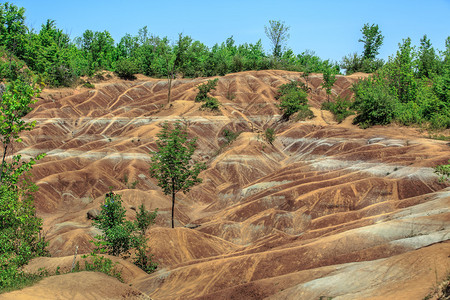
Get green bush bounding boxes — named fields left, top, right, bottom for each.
left=200, top=97, right=220, bottom=111
left=429, top=111, right=450, bottom=130
left=114, top=58, right=138, bottom=80
left=295, top=105, right=315, bottom=121
left=434, top=160, right=450, bottom=182
left=279, top=89, right=308, bottom=119
left=93, top=192, right=133, bottom=256
left=276, top=80, right=312, bottom=120
left=352, top=75, right=398, bottom=127
left=321, top=96, right=354, bottom=123
left=264, top=127, right=276, bottom=144
left=195, top=78, right=219, bottom=102
left=340, top=53, right=384, bottom=75
left=275, top=81, right=301, bottom=99
left=222, top=129, right=240, bottom=145
left=92, top=192, right=158, bottom=273
left=0, top=80, right=47, bottom=291
left=394, top=101, right=424, bottom=125
left=0, top=265, right=47, bottom=294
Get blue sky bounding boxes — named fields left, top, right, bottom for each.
left=10, top=0, right=450, bottom=63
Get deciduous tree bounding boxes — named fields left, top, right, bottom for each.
left=149, top=122, right=206, bottom=228
left=265, top=20, right=290, bottom=59
left=359, top=23, right=384, bottom=60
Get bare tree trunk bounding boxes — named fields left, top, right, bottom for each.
left=71, top=245, right=79, bottom=272
left=167, top=71, right=173, bottom=104
left=171, top=178, right=175, bottom=228
left=0, top=143, right=8, bottom=183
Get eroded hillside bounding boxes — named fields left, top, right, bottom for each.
left=5, top=70, right=450, bottom=299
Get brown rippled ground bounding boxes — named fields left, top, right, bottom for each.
left=3, top=70, right=449, bottom=300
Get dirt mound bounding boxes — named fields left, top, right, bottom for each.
left=3, top=70, right=449, bottom=299
left=0, top=272, right=149, bottom=300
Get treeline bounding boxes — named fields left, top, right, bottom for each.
left=340, top=24, right=450, bottom=129
left=0, top=2, right=339, bottom=87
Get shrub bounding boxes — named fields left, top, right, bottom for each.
left=0, top=80, right=47, bottom=290
left=352, top=75, right=398, bottom=127
left=279, top=89, right=308, bottom=119
left=434, top=160, right=450, bottom=182
left=81, top=253, right=122, bottom=282
left=340, top=53, right=384, bottom=75
left=82, top=81, right=95, bottom=89
left=92, top=192, right=158, bottom=273
left=222, top=129, right=240, bottom=145
left=0, top=264, right=47, bottom=293
left=321, top=96, right=354, bottom=123
left=275, top=80, right=300, bottom=100
left=114, top=58, right=138, bottom=80
left=429, top=111, right=450, bottom=130
left=195, top=78, right=218, bottom=102
left=295, top=105, right=315, bottom=121
left=264, top=127, right=276, bottom=144
left=200, top=97, right=220, bottom=111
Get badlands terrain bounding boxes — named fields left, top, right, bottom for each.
left=2, top=70, right=450, bottom=299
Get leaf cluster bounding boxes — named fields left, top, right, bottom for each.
left=321, top=96, right=354, bottom=123
left=351, top=36, right=450, bottom=129
left=0, top=4, right=341, bottom=86
left=276, top=80, right=312, bottom=120
left=0, top=80, right=47, bottom=290
left=434, top=160, right=450, bottom=182
left=149, top=122, right=206, bottom=196
left=264, top=128, right=276, bottom=145
left=92, top=192, right=158, bottom=273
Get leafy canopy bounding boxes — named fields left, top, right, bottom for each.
left=359, top=23, right=384, bottom=60
left=149, top=121, right=206, bottom=228
left=0, top=80, right=47, bottom=290
left=265, top=20, right=290, bottom=58
left=92, top=191, right=158, bottom=273
left=150, top=122, right=205, bottom=195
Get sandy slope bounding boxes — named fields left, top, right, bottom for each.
left=2, top=70, right=449, bottom=299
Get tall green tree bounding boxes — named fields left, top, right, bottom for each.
left=26, top=19, right=76, bottom=86
left=387, top=37, right=417, bottom=103
left=149, top=122, right=206, bottom=228
left=75, top=29, right=115, bottom=73
left=265, top=20, right=290, bottom=59
left=322, top=68, right=337, bottom=102
left=0, top=2, right=27, bottom=59
left=0, top=80, right=47, bottom=289
left=416, top=34, right=438, bottom=79
left=0, top=81, right=44, bottom=183
left=359, top=23, right=384, bottom=60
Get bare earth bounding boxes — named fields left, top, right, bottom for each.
left=2, top=70, right=449, bottom=299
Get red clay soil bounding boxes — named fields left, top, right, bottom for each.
left=3, top=70, right=449, bottom=299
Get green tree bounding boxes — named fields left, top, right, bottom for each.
left=93, top=192, right=132, bottom=256
left=75, top=30, right=115, bottom=73
left=1, top=80, right=43, bottom=183
left=276, top=81, right=311, bottom=120
left=0, top=80, right=47, bottom=289
left=352, top=73, right=397, bottom=127
left=341, top=23, right=384, bottom=74
left=434, top=160, right=450, bottom=182
left=322, top=68, right=337, bottom=102
left=416, top=34, right=438, bottom=79
left=0, top=2, right=27, bottom=60
left=92, top=192, right=158, bottom=273
left=149, top=122, right=206, bottom=228
left=265, top=20, right=290, bottom=59
left=26, top=19, right=76, bottom=87
left=359, top=23, right=384, bottom=60
left=387, top=37, right=417, bottom=103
